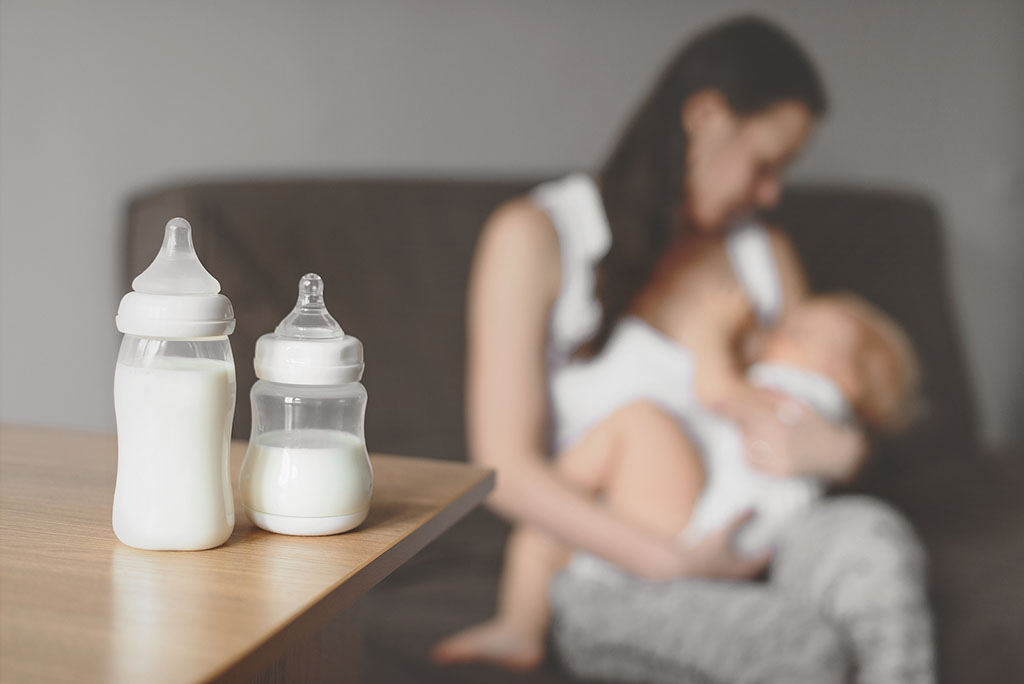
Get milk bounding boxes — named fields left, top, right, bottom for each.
left=241, top=429, right=372, bottom=520
left=113, top=357, right=236, bottom=551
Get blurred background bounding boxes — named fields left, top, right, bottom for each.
left=1, top=0, right=1022, bottom=455
left=4, top=2, right=1024, bottom=682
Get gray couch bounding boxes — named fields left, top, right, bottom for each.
left=126, top=177, right=1024, bottom=684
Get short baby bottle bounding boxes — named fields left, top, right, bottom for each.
left=113, top=218, right=237, bottom=551
left=240, top=273, right=372, bottom=536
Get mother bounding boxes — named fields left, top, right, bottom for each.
left=461, top=16, right=932, bottom=683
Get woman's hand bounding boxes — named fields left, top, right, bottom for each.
left=713, top=388, right=867, bottom=483
left=640, top=510, right=771, bottom=582
left=677, top=509, right=773, bottom=580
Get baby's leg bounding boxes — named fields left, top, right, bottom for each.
left=522, top=401, right=707, bottom=623
left=495, top=401, right=704, bottom=634
left=431, top=524, right=564, bottom=669
left=432, top=407, right=623, bottom=669
left=598, top=401, right=707, bottom=541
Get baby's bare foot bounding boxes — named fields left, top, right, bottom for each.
left=431, top=618, right=545, bottom=671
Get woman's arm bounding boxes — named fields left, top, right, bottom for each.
left=466, top=199, right=764, bottom=580
left=715, top=391, right=868, bottom=483
left=696, top=228, right=868, bottom=483
left=766, top=228, right=869, bottom=482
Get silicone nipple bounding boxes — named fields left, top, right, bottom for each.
left=131, top=218, right=221, bottom=295
left=275, top=273, right=344, bottom=339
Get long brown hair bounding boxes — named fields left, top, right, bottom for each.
left=579, top=15, right=828, bottom=357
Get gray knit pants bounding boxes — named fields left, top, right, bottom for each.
left=549, top=496, right=934, bottom=684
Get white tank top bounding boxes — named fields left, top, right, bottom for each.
left=529, top=173, right=784, bottom=452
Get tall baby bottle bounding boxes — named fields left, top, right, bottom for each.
left=113, top=218, right=237, bottom=550
left=240, top=273, right=372, bottom=536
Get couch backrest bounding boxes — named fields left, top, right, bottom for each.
left=768, top=186, right=979, bottom=472
left=125, top=178, right=978, bottom=467
left=126, top=178, right=531, bottom=461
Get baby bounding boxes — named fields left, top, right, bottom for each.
left=433, top=292, right=919, bottom=670
left=680, top=293, right=919, bottom=557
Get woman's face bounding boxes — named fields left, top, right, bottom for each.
left=683, top=93, right=814, bottom=232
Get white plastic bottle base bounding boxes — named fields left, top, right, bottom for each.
left=244, top=506, right=369, bottom=536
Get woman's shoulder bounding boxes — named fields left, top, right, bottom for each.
left=726, top=221, right=806, bottom=318
left=745, top=222, right=800, bottom=272
left=472, top=172, right=608, bottom=318
left=762, top=224, right=807, bottom=308
left=761, top=223, right=797, bottom=256
left=473, top=196, right=562, bottom=303
left=481, top=196, right=560, bottom=260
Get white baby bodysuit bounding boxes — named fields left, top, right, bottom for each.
left=679, top=361, right=852, bottom=556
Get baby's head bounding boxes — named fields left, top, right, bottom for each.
left=760, top=294, right=920, bottom=432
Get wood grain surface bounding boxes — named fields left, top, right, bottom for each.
left=0, top=425, right=493, bottom=684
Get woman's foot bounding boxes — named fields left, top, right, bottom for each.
left=431, top=618, right=546, bottom=671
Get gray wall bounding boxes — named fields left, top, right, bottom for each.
left=1, top=0, right=1021, bottom=449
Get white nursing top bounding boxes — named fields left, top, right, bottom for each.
left=529, top=173, right=784, bottom=452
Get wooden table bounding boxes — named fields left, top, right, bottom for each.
left=0, top=425, right=494, bottom=683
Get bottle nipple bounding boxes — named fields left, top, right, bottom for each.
left=131, top=218, right=222, bottom=295
left=275, top=273, right=344, bottom=339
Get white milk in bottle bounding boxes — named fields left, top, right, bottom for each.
left=240, top=273, right=372, bottom=536
left=242, top=429, right=372, bottom=519
left=113, top=218, right=237, bottom=550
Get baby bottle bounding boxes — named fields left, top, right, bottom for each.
left=240, top=273, right=372, bottom=536
left=113, top=218, right=237, bottom=551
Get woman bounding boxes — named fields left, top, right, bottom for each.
left=444, top=15, right=933, bottom=683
